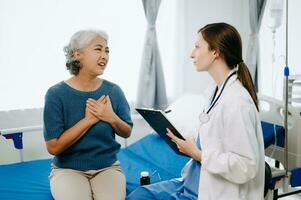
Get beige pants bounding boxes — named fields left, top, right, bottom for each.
left=49, top=161, right=126, bottom=200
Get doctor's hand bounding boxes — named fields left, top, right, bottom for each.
left=166, top=128, right=202, bottom=161
left=86, top=95, right=118, bottom=124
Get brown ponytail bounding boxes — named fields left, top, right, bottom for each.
left=199, top=22, right=259, bottom=111
left=237, top=62, right=259, bottom=111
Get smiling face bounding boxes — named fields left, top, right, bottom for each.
left=190, top=33, right=216, bottom=72
left=74, top=36, right=109, bottom=76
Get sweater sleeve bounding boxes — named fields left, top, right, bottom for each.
left=113, top=85, right=133, bottom=128
left=43, top=88, right=65, bottom=141
left=201, top=100, right=260, bottom=184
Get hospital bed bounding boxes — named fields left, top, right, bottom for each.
left=0, top=94, right=300, bottom=199
left=259, top=94, right=301, bottom=199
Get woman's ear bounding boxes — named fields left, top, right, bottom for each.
left=73, top=49, right=81, bottom=60
left=213, top=49, right=220, bottom=59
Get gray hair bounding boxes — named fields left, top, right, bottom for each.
left=63, top=29, right=109, bottom=75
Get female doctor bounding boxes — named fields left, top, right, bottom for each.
left=169, top=22, right=265, bottom=199
left=127, top=22, right=265, bottom=200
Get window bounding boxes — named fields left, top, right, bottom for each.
left=0, top=0, right=176, bottom=110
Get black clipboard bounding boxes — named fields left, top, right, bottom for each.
left=135, top=108, right=186, bottom=156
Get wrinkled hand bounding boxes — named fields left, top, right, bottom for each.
left=166, top=128, right=201, bottom=161
left=86, top=95, right=117, bottom=123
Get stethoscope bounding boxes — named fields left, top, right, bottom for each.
left=199, top=71, right=236, bottom=124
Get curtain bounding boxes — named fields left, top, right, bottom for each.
left=136, top=0, right=168, bottom=110
left=246, top=0, right=267, bottom=89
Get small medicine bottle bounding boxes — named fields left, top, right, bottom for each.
left=140, top=171, right=150, bottom=185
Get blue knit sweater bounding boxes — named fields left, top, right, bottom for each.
left=43, top=80, right=133, bottom=171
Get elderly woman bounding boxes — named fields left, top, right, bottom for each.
left=43, top=29, right=133, bottom=200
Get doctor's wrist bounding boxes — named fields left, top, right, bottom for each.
left=192, top=149, right=202, bottom=162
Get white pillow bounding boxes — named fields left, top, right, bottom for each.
left=166, top=93, right=205, bottom=139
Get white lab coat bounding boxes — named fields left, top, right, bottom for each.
left=198, top=73, right=265, bottom=200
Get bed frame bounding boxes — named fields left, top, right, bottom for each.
left=259, top=94, right=301, bottom=199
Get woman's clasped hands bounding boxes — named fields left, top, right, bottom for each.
left=86, top=95, right=117, bottom=124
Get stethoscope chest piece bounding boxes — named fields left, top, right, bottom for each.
left=199, top=112, right=210, bottom=124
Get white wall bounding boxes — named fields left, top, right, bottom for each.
left=288, top=0, right=301, bottom=76
left=172, top=0, right=250, bottom=97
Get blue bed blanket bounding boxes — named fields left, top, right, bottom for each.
left=0, top=134, right=189, bottom=200
left=0, top=159, right=52, bottom=200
